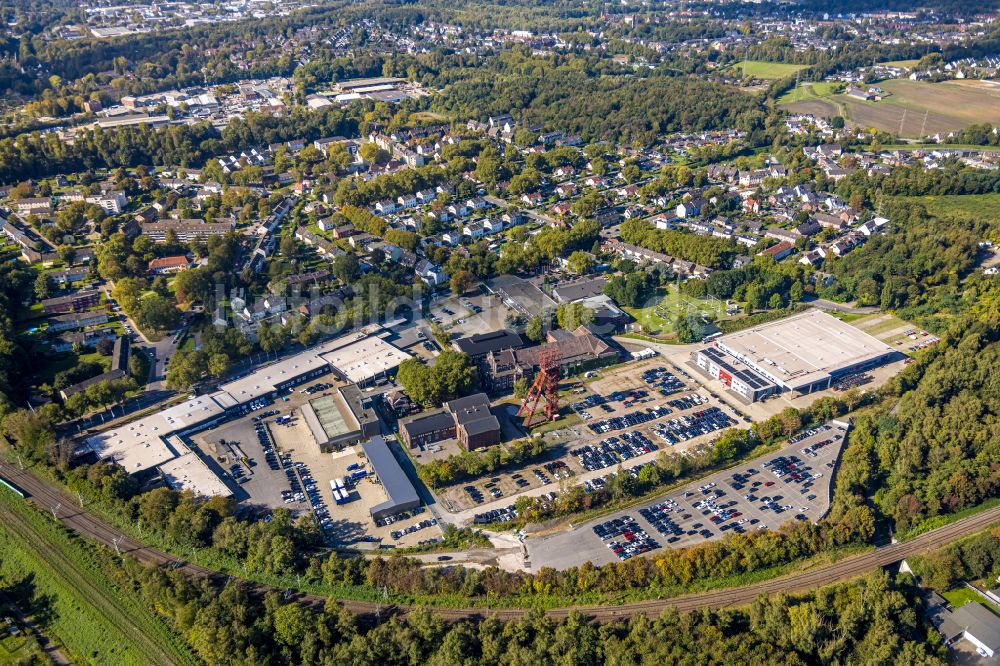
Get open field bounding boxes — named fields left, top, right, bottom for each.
left=777, top=81, right=842, bottom=105
left=880, top=59, right=919, bottom=68
left=782, top=98, right=841, bottom=119
left=897, top=193, right=1000, bottom=225
left=834, top=79, right=1000, bottom=136
left=0, top=490, right=196, bottom=666
left=729, top=60, right=808, bottom=80
left=623, top=286, right=729, bottom=336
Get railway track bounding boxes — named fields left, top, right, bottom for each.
left=2, top=463, right=997, bottom=623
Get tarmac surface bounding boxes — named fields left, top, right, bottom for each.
left=526, top=422, right=847, bottom=570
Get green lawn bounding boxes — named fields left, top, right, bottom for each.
left=729, top=60, right=808, bottom=80
left=623, top=286, right=729, bottom=336
left=0, top=490, right=197, bottom=666
left=777, top=81, right=842, bottom=105
left=941, top=587, right=994, bottom=612
left=897, top=193, right=1000, bottom=225
left=0, top=629, right=47, bottom=664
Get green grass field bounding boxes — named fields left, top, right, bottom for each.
left=729, top=60, right=808, bottom=80
left=897, top=193, right=1000, bottom=225
left=0, top=490, right=197, bottom=666
left=623, top=286, right=729, bottom=336
left=777, top=81, right=842, bottom=105
left=880, top=59, right=919, bottom=68
left=941, top=587, right=999, bottom=613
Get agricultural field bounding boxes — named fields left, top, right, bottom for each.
left=728, top=60, right=808, bottom=80
left=897, top=193, right=1000, bottom=225
left=622, top=286, right=729, bottom=337
left=0, top=490, right=197, bottom=666
left=777, top=81, right=843, bottom=105
left=879, top=59, right=920, bottom=68
left=835, top=79, right=1000, bottom=137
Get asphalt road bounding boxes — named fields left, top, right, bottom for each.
left=1, top=462, right=998, bottom=624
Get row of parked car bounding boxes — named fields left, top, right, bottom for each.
left=295, top=461, right=334, bottom=533
left=390, top=517, right=438, bottom=541
left=802, top=435, right=838, bottom=458
left=374, top=506, right=426, bottom=528
left=258, top=423, right=282, bottom=472
left=587, top=404, right=674, bottom=434
left=592, top=515, right=659, bottom=561
left=473, top=504, right=518, bottom=524
left=571, top=431, right=658, bottom=472
left=789, top=423, right=834, bottom=445
left=641, top=366, right=687, bottom=396
left=639, top=500, right=686, bottom=542
left=300, top=382, right=333, bottom=396
left=236, top=397, right=273, bottom=418
left=650, top=406, right=736, bottom=446
left=252, top=409, right=280, bottom=423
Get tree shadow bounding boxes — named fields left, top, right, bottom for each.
left=1, top=573, right=58, bottom=628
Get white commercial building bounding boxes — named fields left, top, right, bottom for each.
left=696, top=309, right=898, bottom=401
left=85, top=328, right=410, bottom=495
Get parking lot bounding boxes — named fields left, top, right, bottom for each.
left=189, top=383, right=444, bottom=549
left=525, top=421, right=849, bottom=570
left=438, top=360, right=745, bottom=516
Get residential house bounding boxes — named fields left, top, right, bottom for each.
left=759, top=241, right=794, bottom=261
left=148, top=256, right=191, bottom=274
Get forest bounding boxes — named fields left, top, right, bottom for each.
left=110, top=551, right=951, bottom=666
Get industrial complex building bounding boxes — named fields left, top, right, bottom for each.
left=398, top=392, right=501, bottom=451
left=84, top=327, right=411, bottom=496
left=300, top=383, right=381, bottom=451
left=361, top=435, right=421, bottom=521
left=483, top=326, right=620, bottom=392
left=694, top=309, right=898, bottom=401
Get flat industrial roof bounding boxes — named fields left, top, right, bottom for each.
left=700, top=346, right=774, bottom=391
left=362, top=435, right=420, bottom=513
left=716, top=309, right=896, bottom=390
left=158, top=450, right=232, bottom=498
left=486, top=275, right=557, bottom=317
left=320, top=337, right=411, bottom=384
left=308, top=393, right=358, bottom=440
left=86, top=395, right=226, bottom=474
left=86, top=328, right=399, bottom=477
left=219, top=352, right=330, bottom=402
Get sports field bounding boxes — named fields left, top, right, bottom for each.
left=622, top=286, right=729, bottom=336
left=729, top=60, right=808, bottom=80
